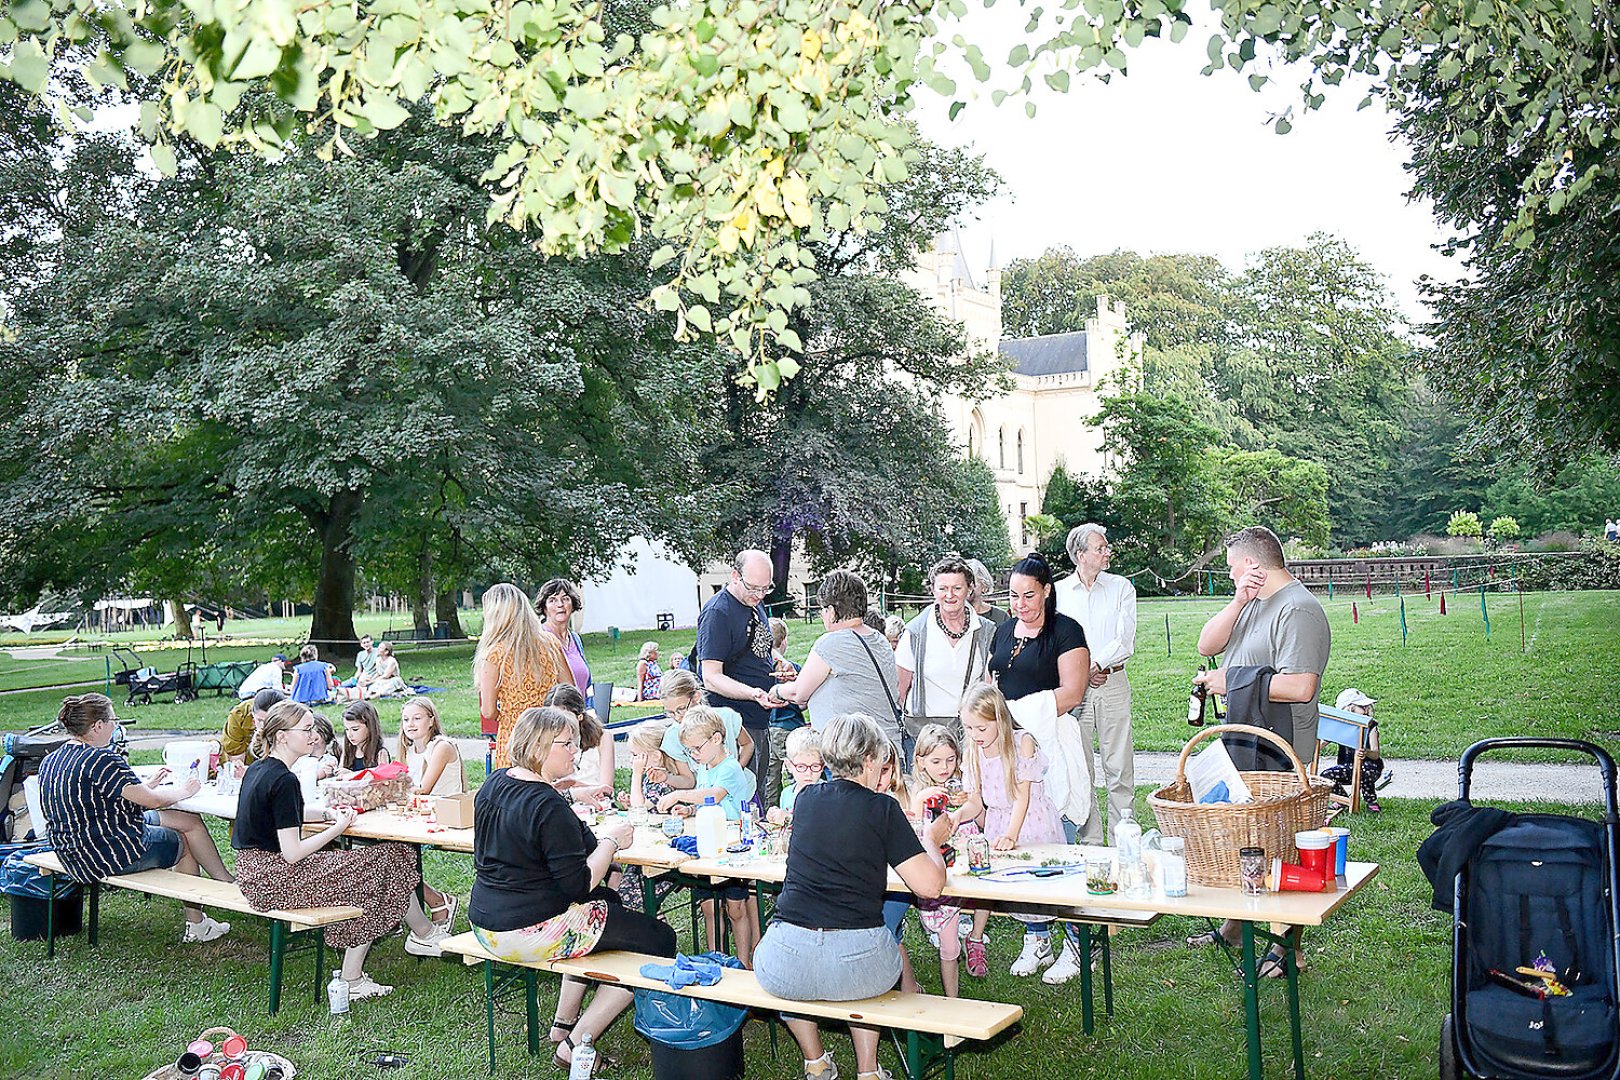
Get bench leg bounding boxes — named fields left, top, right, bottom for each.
left=45, top=873, right=57, bottom=959
left=902, top=1030, right=951, bottom=1080
left=268, top=920, right=288, bottom=1015
left=524, top=969, right=540, bottom=1057
left=314, top=935, right=326, bottom=1005
left=484, top=961, right=498, bottom=1074
left=87, top=881, right=100, bottom=946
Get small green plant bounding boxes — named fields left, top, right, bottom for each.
left=1446, top=510, right=1483, bottom=538
left=1487, top=515, right=1521, bottom=543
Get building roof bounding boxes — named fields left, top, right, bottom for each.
left=999, top=332, right=1089, bottom=377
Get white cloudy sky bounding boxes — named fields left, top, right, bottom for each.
left=912, top=11, right=1461, bottom=323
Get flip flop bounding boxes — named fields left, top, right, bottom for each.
left=1257, top=947, right=1309, bottom=979
left=1186, top=929, right=1235, bottom=948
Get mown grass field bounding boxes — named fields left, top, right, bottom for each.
left=4, top=788, right=1590, bottom=1079
left=6, top=591, right=1618, bottom=764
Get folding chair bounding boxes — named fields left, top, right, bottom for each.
left=1312, top=704, right=1374, bottom=814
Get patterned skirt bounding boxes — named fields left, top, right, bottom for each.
left=472, top=900, right=608, bottom=965
left=235, top=842, right=420, bottom=950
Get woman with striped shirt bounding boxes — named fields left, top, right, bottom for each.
left=37, top=693, right=235, bottom=942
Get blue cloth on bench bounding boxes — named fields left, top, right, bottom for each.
left=639, top=951, right=736, bottom=989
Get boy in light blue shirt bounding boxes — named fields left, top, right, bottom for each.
left=769, top=726, right=824, bottom=822
left=657, top=707, right=761, bottom=963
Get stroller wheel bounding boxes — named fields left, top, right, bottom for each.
left=1438, top=1013, right=1463, bottom=1080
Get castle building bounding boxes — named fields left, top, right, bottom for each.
left=901, top=234, right=1143, bottom=552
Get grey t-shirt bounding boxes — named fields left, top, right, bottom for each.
left=806, top=628, right=902, bottom=745
left=1222, top=578, right=1331, bottom=761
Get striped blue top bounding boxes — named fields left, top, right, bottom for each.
left=38, top=742, right=145, bottom=883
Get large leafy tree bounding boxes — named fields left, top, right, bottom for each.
left=699, top=140, right=1012, bottom=592
left=0, top=97, right=717, bottom=648
left=5, top=0, right=1608, bottom=394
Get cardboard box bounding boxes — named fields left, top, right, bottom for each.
left=433, top=793, right=475, bottom=829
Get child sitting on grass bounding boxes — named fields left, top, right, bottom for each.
left=657, top=707, right=761, bottom=965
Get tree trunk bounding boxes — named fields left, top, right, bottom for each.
left=307, top=490, right=363, bottom=660
left=435, top=588, right=465, bottom=639
left=413, top=543, right=434, bottom=635
left=167, top=599, right=193, bottom=639
left=770, top=528, right=793, bottom=613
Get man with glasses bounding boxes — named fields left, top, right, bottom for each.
left=695, top=549, right=784, bottom=805
left=1056, top=523, right=1138, bottom=845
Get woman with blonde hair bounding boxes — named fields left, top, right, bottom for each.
left=475, top=583, right=568, bottom=769
left=471, top=706, right=676, bottom=1071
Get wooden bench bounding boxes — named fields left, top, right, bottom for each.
left=24, top=851, right=362, bottom=1014
left=440, top=932, right=1022, bottom=1078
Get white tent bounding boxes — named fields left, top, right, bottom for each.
left=577, top=537, right=700, bottom=634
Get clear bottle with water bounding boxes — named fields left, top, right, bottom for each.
left=1115, top=811, right=1151, bottom=899
left=327, top=970, right=350, bottom=1015
left=568, top=1033, right=596, bottom=1080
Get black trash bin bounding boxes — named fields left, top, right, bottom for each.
left=633, top=962, right=749, bottom=1080
left=647, top=1026, right=745, bottom=1080
left=9, top=891, right=83, bottom=941
left=2, top=843, right=82, bottom=941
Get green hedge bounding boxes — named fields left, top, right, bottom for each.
left=1514, top=540, right=1620, bottom=590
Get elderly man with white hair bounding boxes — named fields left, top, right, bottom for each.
left=1055, top=523, right=1138, bottom=844
left=696, top=549, right=787, bottom=804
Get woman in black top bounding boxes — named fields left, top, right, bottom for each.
left=470, top=706, right=676, bottom=1073
left=753, top=713, right=953, bottom=1080
left=987, top=552, right=1090, bottom=713
left=233, top=701, right=449, bottom=1002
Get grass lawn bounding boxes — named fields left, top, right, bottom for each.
left=7, top=591, right=1618, bottom=765
left=9, top=786, right=1596, bottom=1078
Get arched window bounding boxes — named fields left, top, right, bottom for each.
left=1017, top=430, right=1024, bottom=474
left=998, top=427, right=1006, bottom=469
left=968, top=408, right=986, bottom=459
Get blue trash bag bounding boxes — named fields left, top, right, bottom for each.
left=633, top=953, right=748, bottom=1050
left=0, top=842, right=75, bottom=900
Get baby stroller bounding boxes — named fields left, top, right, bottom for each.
left=1423, top=738, right=1618, bottom=1080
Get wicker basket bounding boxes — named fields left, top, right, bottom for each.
left=1147, top=724, right=1333, bottom=888
left=140, top=1027, right=297, bottom=1080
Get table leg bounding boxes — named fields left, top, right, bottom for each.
left=641, top=874, right=657, bottom=917
left=1240, top=920, right=1262, bottom=1080
left=1078, top=922, right=1095, bottom=1036
left=1285, top=932, right=1305, bottom=1080
left=525, top=969, right=541, bottom=1057
left=1101, top=924, right=1113, bottom=1018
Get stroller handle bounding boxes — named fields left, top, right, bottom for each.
left=1458, top=737, right=1618, bottom=821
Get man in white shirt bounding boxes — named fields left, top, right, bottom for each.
left=235, top=655, right=289, bottom=700
left=1055, top=524, right=1138, bottom=843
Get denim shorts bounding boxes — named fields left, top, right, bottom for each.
left=754, top=921, right=901, bottom=1002
left=107, top=810, right=183, bottom=874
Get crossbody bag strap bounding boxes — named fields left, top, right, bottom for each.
left=852, top=630, right=902, bottom=725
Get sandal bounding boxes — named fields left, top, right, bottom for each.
left=429, top=892, right=458, bottom=929
left=1257, top=947, right=1309, bottom=979
left=1186, top=929, right=1236, bottom=949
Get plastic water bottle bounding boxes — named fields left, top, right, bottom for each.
left=694, top=797, right=727, bottom=860
left=740, top=805, right=757, bottom=848
left=568, top=1034, right=596, bottom=1080
left=327, top=970, right=350, bottom=1015
left=1115, top=811, right=1151, bottom=899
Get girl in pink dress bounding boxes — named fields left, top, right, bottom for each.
left=954, top=684, right=1065, bottom=979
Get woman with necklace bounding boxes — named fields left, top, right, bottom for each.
left=895, top=555, right=997, bottom=767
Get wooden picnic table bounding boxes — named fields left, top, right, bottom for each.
left=681, top=842, right=1380, bottom=1080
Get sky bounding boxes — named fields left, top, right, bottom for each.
left=912, top=10, right=1462, bottom=323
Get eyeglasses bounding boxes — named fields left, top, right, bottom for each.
left=682, top=732, right=718, bottom=754
left=552, top=737, right=577, bottom=751
left=787, top=759, right=824, bottom=775
left=290, top=724, right=318, bottom=735
left=665, top=700, right=693, bottom=718
left=739, top=578, right=773, bottom=595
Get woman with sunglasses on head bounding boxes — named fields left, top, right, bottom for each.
left=233, top=701, right=449, bottom=1002
left=38, top=693, right=235, bottom=942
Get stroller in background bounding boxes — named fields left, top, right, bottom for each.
left=1422, top=738, right=1618, bottom=1080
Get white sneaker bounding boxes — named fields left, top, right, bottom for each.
left=803, top=1051, right=839, bottom=1079
left=1042, top=938, right=1083, bottom=985
left=182, top=914, right=231, bottom=943
left=405, top=923, right=451, bottom=957
left=1008, top=933, right=1054, bottom=976
left=346, top=973, right=394, bottom=1000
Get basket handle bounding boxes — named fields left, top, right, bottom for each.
left=1173, top=723, right=1312, bottom=791
left=195, top=1027, right=238, bottom=1043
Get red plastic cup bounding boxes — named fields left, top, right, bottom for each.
left=1294, top=830, right=1336, bottom=889
left=1269, top=858, right=1327, bottom=893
